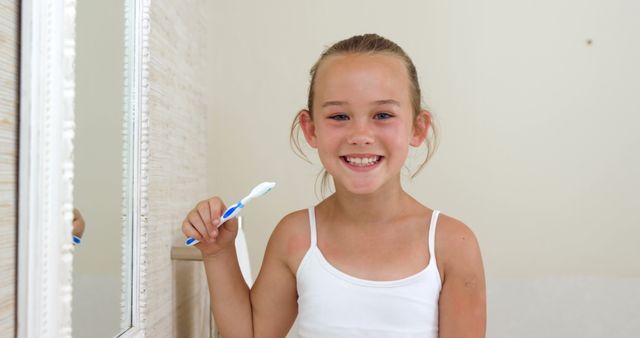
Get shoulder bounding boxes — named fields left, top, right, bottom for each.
left=435, top=213, right=480, bottom=253
left=433, top=213, right=487, bottom=335
left=270, top=209, right=310, bottom=248
left=434, top=213, right=483, bottom=280
left=264, top=208, right=312, bottom=273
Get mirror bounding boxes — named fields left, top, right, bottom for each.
left=72, top=0, right=133, bottom=336
left=18, top=0, right=146, bottom=335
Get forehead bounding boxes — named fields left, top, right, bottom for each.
left=313, top=53, right=411, bottom=106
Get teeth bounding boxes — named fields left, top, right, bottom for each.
left=345, top=156, right=380, bottom=166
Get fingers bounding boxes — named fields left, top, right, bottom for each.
left=207, top=198, right=223, bottom=235
left=207, top=197, right=238, bottom=236
left=185, top=210, right=209, bottom=243
left=219, top=214, right=238, bottom=235
left=181, top=218, right=201, bottom=242
left=182, top=197, right=227, bottom=244
left=72, top=208, right=85, bottom=237
left=196, top=202, right=215, bottom=240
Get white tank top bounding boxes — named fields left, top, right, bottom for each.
left=295, top=207, right=442, bottom=338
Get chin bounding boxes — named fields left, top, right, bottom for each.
left=339, top=179, right=385, bottom=195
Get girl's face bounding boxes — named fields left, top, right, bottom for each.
left=300, top=53, right=429, bottom=195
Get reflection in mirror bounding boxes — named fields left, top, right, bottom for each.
left=72, top=0, right=131, bottom=336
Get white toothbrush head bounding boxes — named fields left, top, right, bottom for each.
left=241, top=181, right=276, bottom=204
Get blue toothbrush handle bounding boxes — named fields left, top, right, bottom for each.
left=185, top=201, right=244, bottom=246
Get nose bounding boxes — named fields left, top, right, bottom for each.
left=347, top=121, right=374, bottom=145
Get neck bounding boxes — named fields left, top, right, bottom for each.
left=323, top=178, right=409, bottom=227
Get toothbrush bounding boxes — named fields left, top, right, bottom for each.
left=185, top=181, right=276, bottom=246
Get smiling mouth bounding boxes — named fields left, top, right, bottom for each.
left=341, top=155, right=383, bottom=167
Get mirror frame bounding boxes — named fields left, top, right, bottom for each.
left=17, top=0, right=150, bottom=336
left=18, top=0, right=77, bottom=335
left=118, top=0, right=150, bottom=336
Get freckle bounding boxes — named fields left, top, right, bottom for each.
left=464, top=278, right=477, bottom=289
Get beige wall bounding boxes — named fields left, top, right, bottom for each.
left=206, top=0, right=640, bottom=336
left=0, top=0, right=18, bottom=335
left=146, top=0, right=212, bottom=336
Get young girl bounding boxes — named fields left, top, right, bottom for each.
left=182, top=34, right=486, bottom=338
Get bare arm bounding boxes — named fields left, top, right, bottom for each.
left=182, top=199, right=299, bottom=337
left=183, top=197, right=253, bottom=336
left=203, top=245, right=253, bottom=337
left=249, top=217, right=299, bottom=337
left=438, top=219, right=486, bottom=338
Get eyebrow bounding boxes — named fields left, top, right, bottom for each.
left=374, top=99, right=401, bottom=107
left=320, top=99, right=401, bottom=108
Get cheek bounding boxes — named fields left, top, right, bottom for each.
left=313, top=128, right=338, bottom=153
left=381, top=126, right=412, bottom=161
left=313, top=121, right=332, bottom=135
left=381, top=124, right=411, bottom=145
left=315, top=124, right=343, bottom=143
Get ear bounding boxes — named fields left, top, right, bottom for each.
left=299, top=109, right=318, bottom=148
left=410, top=110, right=431, bottom=147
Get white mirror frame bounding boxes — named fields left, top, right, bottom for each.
left=17, top=0, right=150, bottom=336
left=118, top=0, right=150, bottom=336
left=18, top=0, right=77, bottom=336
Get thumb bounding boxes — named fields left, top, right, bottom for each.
left=218, top=216, right=239, bottom=236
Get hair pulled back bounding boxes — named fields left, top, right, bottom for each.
left=290, top=33, right=438, bottom=196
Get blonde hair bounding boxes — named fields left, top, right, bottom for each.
left=290, top=33, right=439, bottom=197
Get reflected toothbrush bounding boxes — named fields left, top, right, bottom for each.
left=185, top=181, right=276, bottom=246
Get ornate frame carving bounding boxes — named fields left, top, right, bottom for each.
left=17, top=0, right=77, bottom=336
left=18, top=0, right=150, bottom=336
left=119, top=0, right=150, bottom=336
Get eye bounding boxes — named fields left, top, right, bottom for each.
left=329, top=113, right=349, bottom=121
left=374, top=112, right=394, bottom=120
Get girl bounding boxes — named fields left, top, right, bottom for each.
left=182, top=34, right=486, bottom=338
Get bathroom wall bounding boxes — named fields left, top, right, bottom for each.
left=0, top=0, right=18, bottom=335
left=145, top=0, right=212, bottom=336
left=205, top=0, right=640, bottom=336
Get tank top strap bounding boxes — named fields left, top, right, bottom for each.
left=428, top=210, right=440, bottom=262
left=307, top=206, right=317, bottom=246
